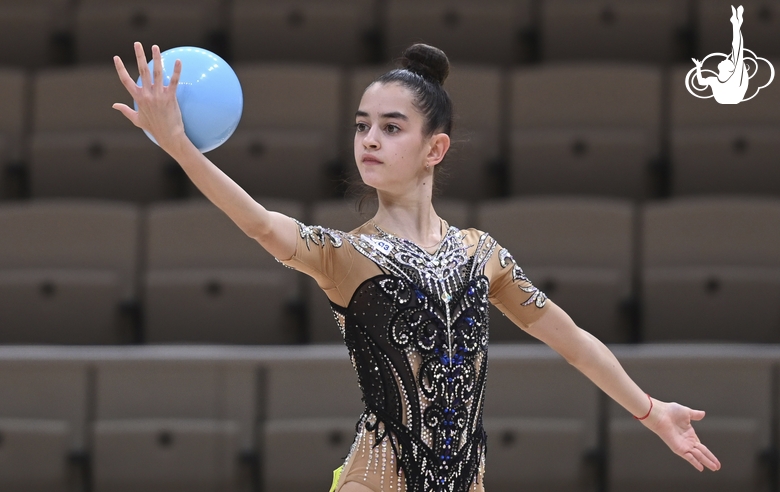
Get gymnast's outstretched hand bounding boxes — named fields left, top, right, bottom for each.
left=112, top=42, right=186, bottom=153
left=640, top=398, right=722, bottom=472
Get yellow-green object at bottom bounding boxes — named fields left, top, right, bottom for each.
left=329, top=465, right=344, bottom=492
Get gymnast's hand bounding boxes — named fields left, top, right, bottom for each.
left=112, top=42, right=186, bottom=152
left=640, top=398, right=722, bottom=472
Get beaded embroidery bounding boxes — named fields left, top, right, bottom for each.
left=333, top=225, right=505, bottom=492
left=294, top=218, right=344, bottom=250
left=498, top=248, right=548, bottom=308
left=286, top=220, right=545, bottom=492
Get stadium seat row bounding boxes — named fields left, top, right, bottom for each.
left=2, top=0, right=779, bottom=67
left=1, top=59, right=779, bottom=203
left=0, top=344, right=774, bottom=492
left=1, top=195, right=779, bottom=346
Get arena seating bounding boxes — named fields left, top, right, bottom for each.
left=483, top=345, right=601, bottom=492
left=92, top=356, right=256, bottom=492
left=0, top=355, right=89, bottom=492
left=641, top=196, right=780, bottom=342
left=385, top=0, right=534, bottom=65
left=1, top=1, right=778, bottom=491
left=75, top=0, right=221, bottom=65
left=0, top=200, right=140, bottom=344
left=230, top=0, right=375, bottom=64
left=0, top=70, right=27, bottom=167
left=508, top=63, right=662, bottom=200
left=143, top=198, right=304, bottom=344
left=540, top=0, right=690, bottom=63
left=0, top=0, right=70, bottom=68
left=30, top=66, right=176, bottom=202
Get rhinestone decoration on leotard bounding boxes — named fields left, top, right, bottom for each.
left=330, top=226, right=505, bottom=492
left=497, top=248, right=548, bottom=308
left=287, top=220, right=545, bottom=492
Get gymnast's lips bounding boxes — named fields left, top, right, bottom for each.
left=362, top=154, right=383, bottom=164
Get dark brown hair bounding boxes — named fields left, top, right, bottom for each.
left=346, top=44, right=455, bottom=216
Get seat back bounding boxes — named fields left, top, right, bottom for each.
left=0, top=200, right=140, bottom=298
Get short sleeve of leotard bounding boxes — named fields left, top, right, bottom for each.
left=483, top=234, right=551, bottom=330
left=276, top=218, right=356, bottom=303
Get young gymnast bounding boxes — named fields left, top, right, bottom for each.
left=113, top=41, right=721, bottom=492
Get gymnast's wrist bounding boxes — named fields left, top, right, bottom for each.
left=633, top=393, right=654, bottom=421
left=635, top=395, right=664, bottom=429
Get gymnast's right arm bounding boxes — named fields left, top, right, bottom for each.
left=111, top=41, right=298, bottom=261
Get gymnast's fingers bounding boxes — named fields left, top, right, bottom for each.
left=169, top=59, right=182, bottom=93
left=113, top=55, right=139, bottom=96
left=151, top=44, right=163, bottom=94
left=691, top=442, right=721, bottom=471
left=135, top=42, right=151, bottom=91
left=111, top=103, right=139, bottom=127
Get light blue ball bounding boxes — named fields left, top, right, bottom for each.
left=135, top=46, right=243, bottom=153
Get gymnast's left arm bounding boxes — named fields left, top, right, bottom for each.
left=524, top=303, right=722, bottom=472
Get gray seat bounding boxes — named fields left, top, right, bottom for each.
left=261, top=353, right=364, bottom=491
left=0, top=359, right=89, bottom=492
left=92, top=359, right=257, bottom=492
left=30, top=66, right=176, bottom=202
left=477, top=196, right=636, bottom=343
left=440, top=66, right=504, bottom=199
left=194, top=64, right=343, bottom=201
left=482, top=347, right=601, bottom=492
left=0, top=199, right=140, bottom=344
left=697, top=0, right=780, bottom=61
left=541, top=0, right=690, bottom=63
left=0, top=69, right=27, bottom=199
left=641, top=196, right=780, bottom=342
left=608, top=348, right=774, bottom=492
left=75, top=0, right=220, bottom=64
left=669, top=59, right=780, bottom=195
left=385, top=0, right=534, bottom=65
left=0, top=0, right=70, bottom=68
left=143, top=198, right=304, bottom=344
left=509, top=63, right=662, bottom=199
left=230, top=0, right=375, bottom=64
left=0, top=69, right=27, bottom=162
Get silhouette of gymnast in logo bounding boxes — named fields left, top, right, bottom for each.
left=686, top=5, right=774, bottom=104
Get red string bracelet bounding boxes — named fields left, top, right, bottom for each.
left=634, top=393, right=653, bottom=420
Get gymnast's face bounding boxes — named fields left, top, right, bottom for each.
left=354, top=82, right=446, bottom=195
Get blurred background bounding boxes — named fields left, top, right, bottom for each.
left=0, top=0, right=779, bottom=491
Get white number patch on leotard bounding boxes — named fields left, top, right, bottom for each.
left=367, top=236, right=395, bottom=255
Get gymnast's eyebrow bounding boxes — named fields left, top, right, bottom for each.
left=355, top=110, right=409, bottom=121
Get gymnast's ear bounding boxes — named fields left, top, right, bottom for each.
left=425, top=132, right=450, bottom=167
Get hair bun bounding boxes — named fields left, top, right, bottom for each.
left=401, top=44, right=450, bottom=85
